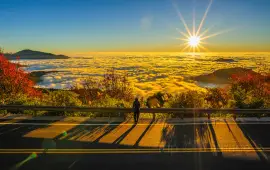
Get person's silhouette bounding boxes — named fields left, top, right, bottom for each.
left=133, top=98, right=140, bottom=123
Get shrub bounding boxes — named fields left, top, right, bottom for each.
left=72, top=68, right=134, bottom=104
left=71, top=78, right=103, bottom=104
left=4, top=93, right=45, bottom=115
left=88, top=95, right=132, bottom=117
left=40, top=90, right=83, bottom=116
left=89, top=95, right=131, bottom=107
left=164, top=91, right=205, bottom=108
left=146, top=92, right=172, bottom=108
left=146, top=96, right=161, bottom=108
left=46, top=90, right=82, bottom=106
left=101, top=68, right=134, bottom=101
left=205, top=88, right=230, bottom=108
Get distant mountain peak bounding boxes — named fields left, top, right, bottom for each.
left=5, top=49, right=69, bottom=60
left=20, top=49, right=32, bottom=51
left=192, top=67, right=259, bottom=84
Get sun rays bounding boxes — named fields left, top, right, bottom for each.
left=173, top=0, right=230, bottom=52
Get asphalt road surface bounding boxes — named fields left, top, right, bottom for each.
left=0, top=118, right=270, bottom=170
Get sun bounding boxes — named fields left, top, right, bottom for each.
left=188, top=36, right=200, bottom=47
left=173, top=0, right=231, bottom=52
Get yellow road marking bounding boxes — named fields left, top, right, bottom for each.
left=0, top=148, right=270, bottom=154
left=2, top=122, right=270, bottom=126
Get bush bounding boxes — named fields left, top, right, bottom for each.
left=40, top=90, right=83, bottom=116
left=163, top=91, right=205, bottom=118
left=46, top=90, right=82, bottom=106
left=205, top=88, right=229, bottom=108
left=4, top=93, right=45, bottom=115
left=71, top=78, right=103, bottom=104
left=146, top=92, right=171, bottom=108
left=164, top=91, right=205, bottom=108
left=89, top=95, right=131, bottom=108
left=88, top=95, right=132, bottom=117
left=72, top=68, right=134, bottom=104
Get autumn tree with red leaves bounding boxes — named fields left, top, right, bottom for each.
left=230, top=72, right=270, bottom=108
left=0, top=51, right=41, bottom=103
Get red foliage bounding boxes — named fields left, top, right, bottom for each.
left=231, top=72, right=270, bottom=97
left=0, top=54, right=41, bottom=97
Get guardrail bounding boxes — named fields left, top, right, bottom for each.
left=0, top=105, right=269, bottom=118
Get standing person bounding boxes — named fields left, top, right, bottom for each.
left=133, top=97, right=141, bottom=123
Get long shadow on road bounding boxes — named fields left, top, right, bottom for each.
left=0, top=118, right=66, bottom=149
left=134, top=118, right=156, bottom=147
left=237, top=122, right=270, bottom=161
left=1, top=118, right=270, bottom=170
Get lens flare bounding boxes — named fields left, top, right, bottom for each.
left=11, top=152, right=38, bottom=170
left=63, top=131, right=68, bottom=136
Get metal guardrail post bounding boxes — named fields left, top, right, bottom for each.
left=34, top=104, right=37, bottom=116
left=108, top=112, right=111, bottom=123
left=257, top=113, right=261, bottom=119
left=233, top=112, right=237, bottom=121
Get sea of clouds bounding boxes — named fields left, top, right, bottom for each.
left=15, top=53, right=270, bottom=96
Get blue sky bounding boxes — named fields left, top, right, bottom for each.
left=0, top=0, right=270, bottom=55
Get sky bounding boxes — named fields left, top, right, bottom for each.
left=0, top=0, right=270, bottom=55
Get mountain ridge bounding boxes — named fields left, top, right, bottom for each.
left=4, top=49, right=69, bottom=59
left=191, top=67, right=260, bottom=84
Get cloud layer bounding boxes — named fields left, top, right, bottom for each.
left=18, top=53, right=270, bottom=96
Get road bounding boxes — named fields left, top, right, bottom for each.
left=0, top=117, right=270, bottom=170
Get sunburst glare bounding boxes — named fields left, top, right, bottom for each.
left=188, top=36, right=200, bottom=47
left=173, top=0, right=230, bottom=52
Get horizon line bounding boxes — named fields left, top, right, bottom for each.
left=3, top=49, right=270, bottom=56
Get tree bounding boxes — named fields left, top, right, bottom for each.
left=0, top=52, right=41, bottom=102
left=102, top=68, right=133, bottom=101
left=71, top=78, right=103, bottom=104
left=205, top=88, right=229, bottom=108
left=165, top=91, right=205, bottom=108
left=230, top=72, right=270, bottom=108
left=72, top=68, right=134, bottom=104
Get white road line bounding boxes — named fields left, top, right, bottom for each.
left=1, top=122, right=270, bottom=126
left=32, top=150, right=270, bottom=153
left=0, top=148, right=269, bottom=150
left=68, top=160, right=78, bottom=169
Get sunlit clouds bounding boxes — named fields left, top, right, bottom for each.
left=18, top=53, right=270, bottom=97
